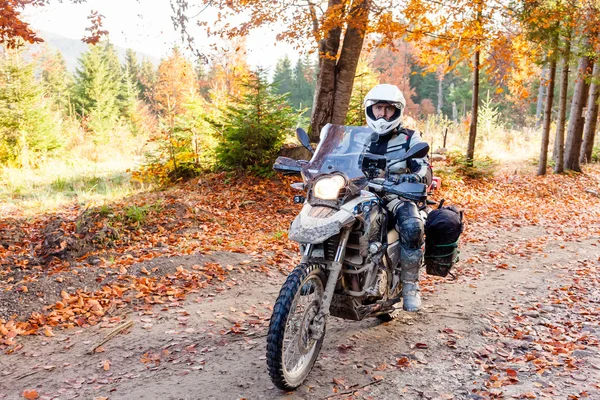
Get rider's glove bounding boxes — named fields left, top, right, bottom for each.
left=399, top=173, right=421, bottom=183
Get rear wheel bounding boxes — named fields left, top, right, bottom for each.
left=266, top=263, right=326, bottom=390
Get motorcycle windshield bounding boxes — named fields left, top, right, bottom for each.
left=302, top=124, right=375, bottom=187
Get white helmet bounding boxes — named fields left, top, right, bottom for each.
left=363, top=84, right=406, bottom=135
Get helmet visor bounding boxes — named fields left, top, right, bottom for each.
left=364, top=99, right=404, bottom=110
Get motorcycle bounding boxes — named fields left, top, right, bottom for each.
left=266, top=124, right=432, bottom=390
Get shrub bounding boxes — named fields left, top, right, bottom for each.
left=446, top=150, right=498, bottom=179
left=214, top=67, right=297, bottom=175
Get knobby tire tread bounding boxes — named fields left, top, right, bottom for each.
left=266, top=263, right=324, bottom=391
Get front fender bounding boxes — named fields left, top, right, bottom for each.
left=288, top=203, right=355, bottom=244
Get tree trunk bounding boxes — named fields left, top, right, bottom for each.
left=553, top=35, right=571, bottom=174
left=466, top=48, right=480, bottom=166
left=309, top=0, right=343, bottom=142
left=538, top=49, right=557, bottom=176
left=437, top=74, right=444, bottom=114
left=310, top=0, right=370, bottom=141
left=564, top=53, right=592, bottom=172
left=330, top=0, right=370, bottom=125
left=580, top=61, right=600, bottom=164
left=535, top=67, right=547, bottom=129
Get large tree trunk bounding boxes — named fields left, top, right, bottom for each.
left=564, top=54, right=592, bottom=172
left=580, top=61, right=600, bottom=164
left=553, top=34, right=571, bottom=174
left=538, top=52, right=557, bottom=175
left=309, top=0, right=343, bottom=141
left=310, top=0, right=370, bottom=141
left=466, top=48, right=480, bottom=166
left=330, top=0, right=370, bottom=125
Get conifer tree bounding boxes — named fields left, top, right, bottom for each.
left=0, top=49, right=62, bottom=167
left=39, top=46, right=72, bottom=115
left=215, top=68, right=296, bottom=173
left=272, top=55, right=293, bottom=96
left=291, top=55, right=316, bottom=115
left=124, top=49, right=141, bottom=92
left=72, top=42, right=121, bottom=134
left=118, top=62, right=140, bottom=126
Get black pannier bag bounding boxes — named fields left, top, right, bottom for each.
left=424, top=202, right=464, bottom=277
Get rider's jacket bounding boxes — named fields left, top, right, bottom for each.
left=369, top=127, right=432, bottom=186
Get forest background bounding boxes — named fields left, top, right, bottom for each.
left=1, top=0, right=600, bottom=215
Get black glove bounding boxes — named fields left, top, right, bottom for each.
left=398, top=173, right=421, bottom=183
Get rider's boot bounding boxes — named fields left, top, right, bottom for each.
left=400, top=247, right=422, bottom=312
left=395, top=201, right=424, bottom=313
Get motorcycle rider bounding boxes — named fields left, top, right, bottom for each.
left=364, top=84, right=432, bottom=312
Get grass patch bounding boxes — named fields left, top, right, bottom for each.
left=0, top=156, right=153, bottom=215
left=445, top=151, right=498, bottom=179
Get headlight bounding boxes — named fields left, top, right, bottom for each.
left=313, top=175, right=346, bottom=200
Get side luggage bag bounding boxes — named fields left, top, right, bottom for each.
left=424, top=202, right=464, bottom=277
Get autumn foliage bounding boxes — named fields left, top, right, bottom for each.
left=2, top=163, right=599, bottom=349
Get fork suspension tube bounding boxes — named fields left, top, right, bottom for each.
left=318, top=228, right=351, bottom=319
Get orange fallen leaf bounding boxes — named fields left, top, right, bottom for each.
left=43, top=327, right=54, bottom=337
left=375, top=363, right=387, bottom=371
left=373, top=375, right=385, bottom=381
left=22, top=390, right=39, bottom=399
left=103, top=360, right=111, bottom=371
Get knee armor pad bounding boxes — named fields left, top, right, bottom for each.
left=395, top=201, right=424, bottom=248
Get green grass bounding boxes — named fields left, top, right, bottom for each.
left=124, top=204, right=149, bottom=225
left=0, top=156, right=153, bottom=215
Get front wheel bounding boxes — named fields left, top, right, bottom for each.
left=266, top=263, right=326, bottom=390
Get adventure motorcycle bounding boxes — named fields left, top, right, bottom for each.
left=266, top=124, right=432, bottom=390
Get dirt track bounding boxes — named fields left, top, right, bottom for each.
left=2, top=217, right=599, bottom=400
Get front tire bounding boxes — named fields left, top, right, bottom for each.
left=266, top=263, right=326, bottom=390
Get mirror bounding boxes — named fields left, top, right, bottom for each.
left=401, top=142, right=429, bottom=161
left=296, top=128, right=314, bottom=154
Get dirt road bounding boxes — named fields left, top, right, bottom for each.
left=2, top=218, right=599, bottom=400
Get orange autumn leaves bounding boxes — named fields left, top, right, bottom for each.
left=2, top=166, right=599, bottom=349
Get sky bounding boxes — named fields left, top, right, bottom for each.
left=24, top=0, right=302, bottom=69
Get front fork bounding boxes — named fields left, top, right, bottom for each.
left=302, top=228, right=351, bottom=339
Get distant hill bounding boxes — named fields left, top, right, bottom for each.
left=33, top=31, right=160, bottom=72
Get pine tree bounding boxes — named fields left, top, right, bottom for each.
left=124, top=49, right=141, bottom=92
left=39, top=45, right=72, bottom=115
left=0, top=49, right=62, bottom=167
left=118, top=62, right=140, bottom=127
left=272, top=55, right=294, bottom=96
left=72, top=42, right=121, bottom=134
left=291, top=55, right=316, bottom=115
left=215, top=68, right=296, bottom=173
